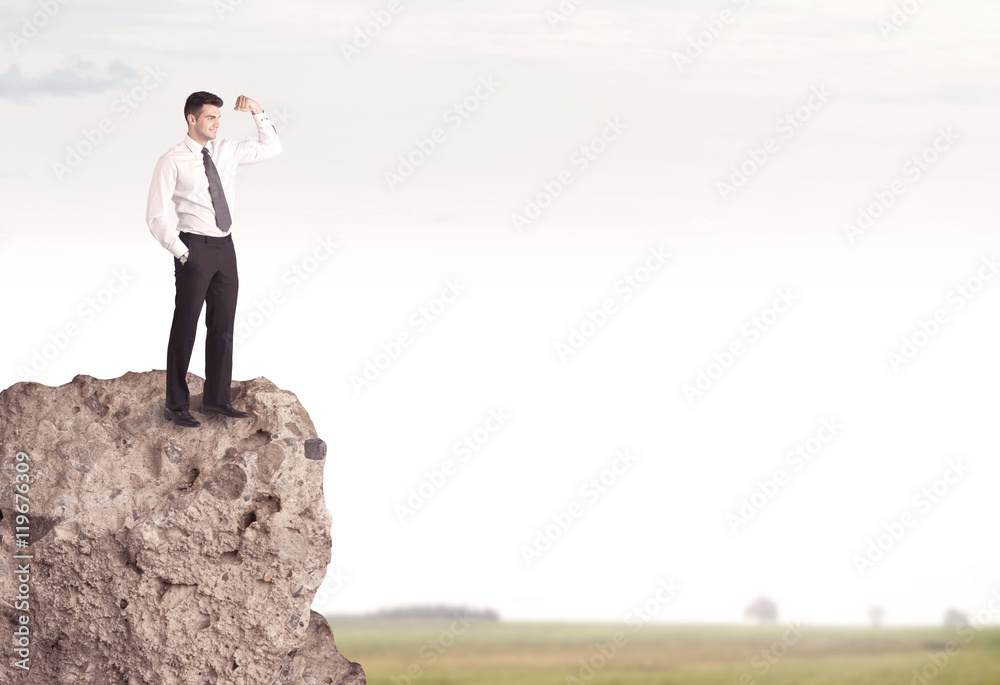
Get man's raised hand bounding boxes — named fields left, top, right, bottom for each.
left=234, top=95, right=263, bottom=115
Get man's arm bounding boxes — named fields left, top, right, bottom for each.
left=146, top=155, right=188, bottom=260
left=230, top=95, right=281, bottom=164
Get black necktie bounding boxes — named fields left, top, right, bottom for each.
left=202, top=147, right=232, bottom=232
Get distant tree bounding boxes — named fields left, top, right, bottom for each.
left=744, top=596, right=778, bottom=624
left=868, top=604, right=885, bottom=628
left=943, top=608, right=968, bottom=628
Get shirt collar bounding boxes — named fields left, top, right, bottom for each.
left=183, top=134, right=210, bottom=156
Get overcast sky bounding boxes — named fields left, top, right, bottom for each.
left=2, top=0, right=1000, bottom=626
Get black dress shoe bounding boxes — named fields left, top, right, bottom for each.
left=164, top=407, right=201, bottom=427
left=200, top=403, right=251, bottom=418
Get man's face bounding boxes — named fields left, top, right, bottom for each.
left=189, top=104, right=221, bottom=141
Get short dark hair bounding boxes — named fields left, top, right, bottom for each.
left=184, top=91, right=223, bottom=121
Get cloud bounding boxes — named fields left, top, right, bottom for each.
left=0, top=57, right=137, bottom=100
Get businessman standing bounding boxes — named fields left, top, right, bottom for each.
left=147, top=91, right=281, bottom=428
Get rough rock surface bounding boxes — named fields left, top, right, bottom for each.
left=0, top=371, right=365, bottom=685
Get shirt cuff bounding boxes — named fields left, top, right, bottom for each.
left=167, top=240, right=187, bottom=260
left=253, top=111, right=271, bottom=127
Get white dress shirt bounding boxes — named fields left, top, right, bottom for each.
left=146, top=111, right=281, bottom=259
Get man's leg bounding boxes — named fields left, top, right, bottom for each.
left=203, top=238, right=239, bottom=407
left=166, top=238, right=213, bottom=412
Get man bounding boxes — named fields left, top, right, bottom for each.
left=147, top=91, right=281, bottom=428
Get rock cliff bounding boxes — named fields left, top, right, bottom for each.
left=0, top=371, right=364, bottom=685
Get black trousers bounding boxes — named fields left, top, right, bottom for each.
left=166, top=231, right=239, bottom=411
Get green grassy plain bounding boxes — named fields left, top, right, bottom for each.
left=328, top=618, right=1000, bottom=685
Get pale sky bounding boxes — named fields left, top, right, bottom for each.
left=2, top=0, right=1000, bottom=626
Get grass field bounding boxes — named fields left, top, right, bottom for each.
left=327, top=618, right=1000, bottom=685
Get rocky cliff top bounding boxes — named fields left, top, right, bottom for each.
left=0, top=370, right=364, bottom=685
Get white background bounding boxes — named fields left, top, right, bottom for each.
left=1, top=0, right=999, bottom=625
